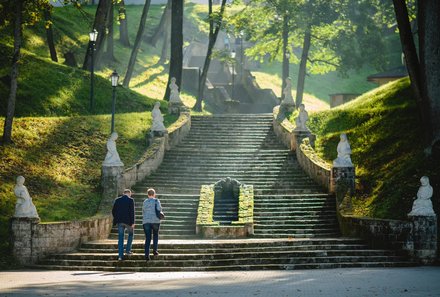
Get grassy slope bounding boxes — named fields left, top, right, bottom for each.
left=303, top=77, right=439, bottom=219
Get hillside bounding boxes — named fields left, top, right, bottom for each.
left=299, top=78, right=439, bottom=219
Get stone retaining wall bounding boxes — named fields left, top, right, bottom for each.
left=272, top=105, right=437, bottom=264
left=10, top=216, right=112, bottom=265
left=11, top=112, right=191, bottom=265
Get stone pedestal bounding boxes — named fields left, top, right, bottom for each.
left=168, top=102, right=184, bottom=115
left=100, top=165, right=124, bottom=213
left=331, top=166, right=355, bottom=194
left=10, top=217, right=40, bottom=265
left=409, top=215, right=437, bottom=264
left=292, top=130, right=315, bottom=150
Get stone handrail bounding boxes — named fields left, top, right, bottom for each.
left=272, top=106, right=332, bottom=192
left=11, top=111, right=192, bottom=265
left=196, top=184, right=254, bottom=238
left=272, top=105, right=437, bottom=264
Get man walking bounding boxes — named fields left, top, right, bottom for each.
left=112, top=189, right=135, bottom=261
left=142, top=188, right=162, bottom=261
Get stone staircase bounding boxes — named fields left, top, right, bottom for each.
left=35, top=114, right=415, bottom=271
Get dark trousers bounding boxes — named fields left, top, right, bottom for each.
left=143, top=223, right=160, bottom=257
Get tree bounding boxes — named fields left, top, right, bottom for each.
left=163, top=0, right=183, bottom=101
left=1, top=0, right=52, bottom=144
left=82, top=0, right=112, bottom=70
left=122, top=0, right=151, bottom=87
left=44, top=7, right=58, bottom=62
left=392, top=0, right=440, bottom=144
left=148, top=0, right=171, bottom=47
left=193, top=0, right=228, bottom=112
left=105, top=1, right=116, bottom=62
left=118, top=0, right=130, bottom=47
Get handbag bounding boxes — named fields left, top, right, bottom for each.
left=155, top=200, right=165, bottom=220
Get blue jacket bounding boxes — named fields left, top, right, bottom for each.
left=112, top=195, right=135, bottom=225
left=142, top=198, right=162, bottom=224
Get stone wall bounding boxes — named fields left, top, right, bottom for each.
left=10, top=216, right=112, bottom=265
left=271, top=105, right=437, bottom=264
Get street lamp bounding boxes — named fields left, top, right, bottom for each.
left=230, top=50, right=236, bottom=100
left=89, top=29, right=98, bottom=112
left=110, top=70, right=119, bottom=134
left=239, top=30, right=244, bottom=79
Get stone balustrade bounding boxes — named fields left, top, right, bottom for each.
left=272, top=105, right=437, bottom=264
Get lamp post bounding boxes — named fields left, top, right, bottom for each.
left=239, top=30, right=244, bottom=79
left=110, top=70, right=119, bottom=134
left=89, top=29, right=98, bottom=112
left=230, top=50, right=236, bottom=100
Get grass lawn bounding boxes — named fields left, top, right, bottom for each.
left=301, top=77, right=439, bottom=219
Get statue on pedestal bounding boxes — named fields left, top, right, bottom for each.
left=333, top=133, right=353, bottom=167
left=281, top=77, right=295, bottom=107
left=169, top=77, right=183, bottom=104
left=103, top=132, right=124, bottom=167
left=294, top=104, right=310, bottom=131
left=14, top=176, right=39, bottom=218
left=151, top=102, right=168, bottom=135
left=408, top=176, right=436, bottom=216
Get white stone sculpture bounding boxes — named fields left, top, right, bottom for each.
left=103, top=132, right=124, bottom=167
left=294, top=104, right=310, bottom=131
left=169, top=77, right=182, bottom=104
left=333, top=133, right=353, bottom=167
left=151, top=102, right=167, bottom=134
left=408, top=176, right=436, bottom=216
left=14, top=176, right=39, bottom=218
left=281, top=77, right=295, bottom=106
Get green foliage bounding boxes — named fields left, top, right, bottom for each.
left=306, top=77, right=439, bottom=219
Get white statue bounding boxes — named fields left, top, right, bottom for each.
left=294, top=104, right=309, bottom=131
left=151, top=102, right=167, bottom=133
left=169, top=77, right=182, bottom=104
left=281, top=77, right=295, bottom=106
left=103, top=132, right=124, bottom=167
left=14, top=176, right=39, bottom=218
left=408, top=176, right=436, bottom=216
left=333, top=133, right=353, bottom=167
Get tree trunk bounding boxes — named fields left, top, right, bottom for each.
left=123, top=0, right=151, bottom=87
left=392, top=0, right=431, bottom=143
left=281, top=14, right=289, bottom=101
left=83, top=0, right=111, bottom=70
left=105, top=2, right=116, bottom=62
left=295, top=29, right=311, bottom=108
left=158, top=23, right=169, bottom=64
left=44, top=8, right=58, bottom=62
left=419, top=0, right=440, bottom=143
left=149, top=0, right=171, bottom=46
left=163, top=0, right=183, bottom=101
left=118, top=0, right=130, bottom=47
left=193, top=0, right=227, bottom=111
left=2, top=0, right=23, bottom=144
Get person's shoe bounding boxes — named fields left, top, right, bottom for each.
left=118, top=257, right=123, bottom=261
left=126, top=251, right=133, bottom=255
left=153, top=250, right=159, bottom=256
left=145, top=256, right=151, bottom=261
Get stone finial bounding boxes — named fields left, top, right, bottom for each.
left=103, top=132, right=124, bottom=167
left=169, top=77, right=182, bottom=104
left=294, top=104, right=310, bottom=131
left=408, top=176, right=436, bottom=216
left=333, top=133, right=353, bottom=167
left=14, top=176, right=39, bottom=218
left=151, top=102, right=168, bottom=135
